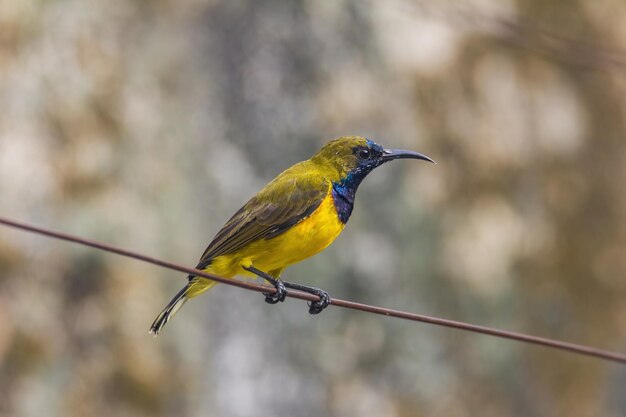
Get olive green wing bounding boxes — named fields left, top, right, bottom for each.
left=195, top=167, right=329, bottom=270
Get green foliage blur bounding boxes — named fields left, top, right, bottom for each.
left=1, top=0, right=625, bottom=416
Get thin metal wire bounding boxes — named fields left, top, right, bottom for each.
left=1, top=215, right=625, bottom=365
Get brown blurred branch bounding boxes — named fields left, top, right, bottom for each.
left=394, top=0, right=626, bottom=72
left=491, top=16, right=626, bottom=72
left=1, top=215, right=625, bottom=365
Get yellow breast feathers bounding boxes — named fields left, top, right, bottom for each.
left=209, top=188, right=344, bottom=278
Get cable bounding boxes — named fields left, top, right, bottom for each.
left=1, top=215, right=625, bottom=365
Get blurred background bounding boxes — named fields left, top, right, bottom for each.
left=1, top=0, right=626, bottom=416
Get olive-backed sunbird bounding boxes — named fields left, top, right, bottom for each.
left=149, top=136, right=433, bottom=335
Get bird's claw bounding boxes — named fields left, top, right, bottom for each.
left=307, top=288, right=331, bottom=314
left=263, top=279, right=287, bottom=304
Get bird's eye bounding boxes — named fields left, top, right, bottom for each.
left=357, top=148, right=371, bottom=160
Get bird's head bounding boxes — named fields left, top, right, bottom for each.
left=311, top=136, right=434, bottom=184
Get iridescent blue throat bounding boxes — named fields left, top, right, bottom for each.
left=331, top=171, right=365, bottom=224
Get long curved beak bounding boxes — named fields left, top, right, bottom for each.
left=381, top=148, right=435, bottom=164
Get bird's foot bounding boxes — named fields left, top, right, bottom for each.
left=263, top=279, right=287, bottom=304
left=306, top=288, right=331, bottom=314
left=243, top=265, right=287, bottom=304
left=283, top=282, right=331, bottom=314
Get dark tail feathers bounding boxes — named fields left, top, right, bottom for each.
left=149, top=285, right=189, bottom=336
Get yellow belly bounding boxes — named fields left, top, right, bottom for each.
left=186, top=192, right=345, bottom=298
left=213, top=192, right=344, bottom=277
left=187, top=192, right=345, bottom=298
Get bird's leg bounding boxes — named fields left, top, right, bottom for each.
left=242, top=266, right=331, bottom=314
left=243, top=265, right=287, bottom=304
left=281, top=281, right=331, bottom=315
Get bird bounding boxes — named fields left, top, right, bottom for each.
left=149, top=136, right=434, bottom=335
